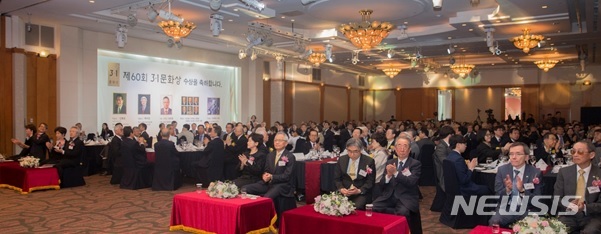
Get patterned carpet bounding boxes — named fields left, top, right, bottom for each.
left=0, top=175, right=472, bottom=233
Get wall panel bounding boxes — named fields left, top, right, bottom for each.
left=292, top=82, right=320, bottom=123
left=374, top=90, right=395, bottom=121
left=454, top=87, right=504, bottom=123
left=350, top=89, right=359, bottom=121
left=324, top=86, right=347, bottom=122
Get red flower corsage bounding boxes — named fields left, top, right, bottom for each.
left=249, top=156, right=255, bottom=162
left=532, top=177, right=540, bottom=185
left=366, top=166, right=373, bottom=175
left=592, top=176, right=601, bottom=187
left=281, top=156, right=289, bottom=163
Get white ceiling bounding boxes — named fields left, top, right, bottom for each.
left=2, top=0, right=599, bottom=75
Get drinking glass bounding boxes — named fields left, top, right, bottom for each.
left=557, top=158, right=564, bottom=165
left=486, top=157, right=493, bottom=167
left=196, top=183, right=203, bottom=193
left=241, top=188, right=247, bottom=199
left=529, top=155, right=537, bottom=165
left=365, top=204, right=373, bottom=217
left=491, top=223, right=500, bottom=234
left=550, top=154, right=557, bottom=165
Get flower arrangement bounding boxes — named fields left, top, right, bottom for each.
left=314, top=192, right=356, bottom=216
left=366, top=166, right=373, bottom=175
left=19, top=156, right=40, bottom=168
left=512, top=214, right=568, bottom=234
left=532, top=177, right=540, bottom=185
left=207, top=181, right=239, bottom=199
left=281, top=156, right=289, bottom=163
left=592, top=176, right=601, bottom=187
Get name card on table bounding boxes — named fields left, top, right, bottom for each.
left=535, top=159, right=548, bottom=171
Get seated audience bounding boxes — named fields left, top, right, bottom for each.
left=554, top=140, right=601, bottom=233
left=243, top=132, right=296, bottom=199
left=534, top=133, right=563, bottom=166
left=196, top=126, right=225, bottom=183
left=473, top=129, right=506, bottom=163
left=224, top=125, right=248, bottom=180
left=489, top=142, right=542, bottom=227
left=152, top=128, right=181, bottom=191
left=54, top=126, right=84, bottom=178
left=10, top=124, right=36, bottom=158
left=333, top=138, right=376, bottom=210
left=176, top=124, right=194, bottom=144
left=138, top=123, right=151, bottom=148
left=100, top=123, right=114, bottom=140
left=109, top=123, right=124, bottom=184
left=373, top=135, right=421, bottom=221
left=234, top=133, right=266, bottom=188
left=43, top=126, right=67, bottom=165
left=30, top=123, right=50, bottom=162
left=447, top=135, right=490, bottom=196
left=301, top=129, right=321, bottom=154
left=369, top=132, right=389, bottom=197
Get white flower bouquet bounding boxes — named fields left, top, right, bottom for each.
left=207, top=181, right=239, bottom=199
left=314, top=192, right=356, bottom=216
left=19, top=156, right=40, bottom=168
left=512, top=214, right=568, bottom=234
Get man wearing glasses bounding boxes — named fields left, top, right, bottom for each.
left=333, top=138, right=376, bottom=210
left=554, top=140, right=601, bottom=233
left=489, top=142, right=542, bottom=227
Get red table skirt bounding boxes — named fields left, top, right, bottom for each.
left=146, top=152, right=155, bottom=163
left=170, top=192, right=276, bottom=234
left=470, top=225, right=513, bottom=234
left=305, top=158, right=336, bottom=204
left=0, top=161, right=60, bottom=194
left=280, top=205, right=410, bottom=234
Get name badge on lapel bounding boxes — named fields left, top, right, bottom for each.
left=523, top=183, right=535, bottom=190
left=588, top=186, right=600, bottom=194
left=358, top=169, right=367, bottom=177
left=68, top=145, right=74, bottom=150
left=278, top=161, right=286, bottom=167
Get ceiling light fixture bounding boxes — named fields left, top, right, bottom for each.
left=147, top=5, right=159, bottom=22
left=432, top=0, right=442, bottom=9
left=158, top=1, right=196, bottom=44
left=510, top=28, right=545, bottom=53
left=447, top=45, right=455, bottom=54
left=325, top=44, right=333, bottom=62
left=534, top=59, right=558, bottom=72
left=397, top=25, right=408, bottom=40
left=127, top=11, right=138, bottom=27
left=251, top=50, right=258, bottom=60
left=239, top=0, right=265, bottom=12
left=387, top=49, right=394, bottom=58
left=338, top=10, right=395, bottom=50
left=381, top=65, right=401, bottom=78
left=450, top=56, right=474, bottom=77
left=308, top=53, right=326, bottom=67
left=210, top=0, right=222, bottom=11
left=238, top=49, right=247, bottom=59
left=351, top=50, right=360, bottom=65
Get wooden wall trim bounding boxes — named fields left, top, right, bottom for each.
left=346, top=88, right=351, bottom=121
left=263, top=79, right=271, bottom=126
left=0, top=16, right=15, bottom=155
left=358, top=90, right=364, bottom=121
left=283, top=80, right=293, bottom=124
left=319, top=84, right=325, bottom=122
left=395, top=89, right=401, bottom=120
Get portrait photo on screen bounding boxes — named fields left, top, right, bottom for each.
left=138, top=94, right=150, bottom=115
left=160, top=95, right=173, bottom=115
left=180, top=96, right=199, bottom=116
left=207, top=97, right=220, bottom=115
left=113, top=93, right=127, bottom=114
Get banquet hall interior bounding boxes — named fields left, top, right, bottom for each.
left=1, top=0, right=601, bottom=233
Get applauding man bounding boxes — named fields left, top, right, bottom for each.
left=373, top=135, right=421, bottom=226
left=333, top=138, right=376, bottom=210
left=243, top=132, right=295, bottom=200
left=490, top=142, right=542, bottom=227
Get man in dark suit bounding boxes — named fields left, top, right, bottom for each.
left=507, top=127, right=526, bottom=144
left=224, top=125, right=248, bottom=180
left=152, top=128, right=181, bottom=191
left=138, top=123, right=151, bottom=148
left=198, top=125, right=225, bottom=183
left=491, top=126, right=506, bottom=149
left=114, top=94, right=126, bottom=114
left=372, top=135, right=421, bottom=231
left=243, top=132, right=296, bottom=199
left=434, top=125, right=454, bottom=192
left=338, top=122, right=353, bottom=150
left=120, top=126, right=152, bottom=190
left=490, top=142, right=542, bottom=227
left=554, top=140, right=601, bottom=233
left=322, top=121, right=335, bottom=152
left=534, top=133, right=563, bottom=166
left=138, top=95, right=150, bottom=114
left=447, top=135, right=489, bottom=195
left=109, top=124, right=123, bottom=184
left=160, top=96, right=172, bottom=115
left=301, top=129, right=321, bottom=154
left=334, top=138, right=376, bottom=210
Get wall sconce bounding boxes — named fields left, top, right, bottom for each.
left=396, top=87, right=401, bottom=91
left=262, top=74, right=270, bottom=81
left=583, top=80, right=592, bottom=86
left=39, top=50, right=49, bottom=58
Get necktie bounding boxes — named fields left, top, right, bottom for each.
left=512, top=170, right=520, bottom=197
left=348, top=159, right=357, bottom=180
left=576, top=169, right=586, bottom=200
left=398, top=161, right=404, bottom=172
left=118, top=107, right=121, bottom=113
left=274, top=152, right=281, bottom=167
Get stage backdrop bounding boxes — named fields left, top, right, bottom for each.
left=97, top=50, right=241, bottom=135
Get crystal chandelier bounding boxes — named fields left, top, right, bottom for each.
left=450, top=63, right=475, bottom=77
left=308, top=53, right=326, bottom=66
left=158, top=20, right=196, bottom=42
left=381, top=65, right=401, bottom=78
left=510, top=29, right=545, bottom=53
left=338, top=10, right=394, bottom=50
left=534, top=59, right=558, bottom=72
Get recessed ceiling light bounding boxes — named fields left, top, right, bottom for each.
left=461, top=24, right=466, bottom=27
left=468, top=28, right=473, bottom=31
left=557, top=30, right=561, bottom=33
left=515, top=61, right=518, bottom=64
left=453, top=45, right=458, bottom=48
left=281, top=16, right=286, bottom=19
left=496, top=20, right=501, bottom=23
left=491, top=63, right=495, bottom=66
left=404, top=21, right=408, bottom=24
left=367, top=56, right=371, bottom=59
left=504, top=54, right=508, bottom=56
left=462, top=49, right=466, bottom=52
left=89, top=0, right=95, bottom=2
left=291, top=19, right=295, bottom=22
left=401, top=49, right=405, bottom=51
left=547, top=38, right=551, bottom=40
left=436, top=14, right=441, bottom=17
left=233, top=8, right=239, bottom=11
left=383, top=43, right=387, bottom=45
left=228, top=19, right=233, bottom=22
left=542, top=5, right=548, bottom=9
left=550, top=43, right=555, bottom=46
left=447, top=36, right=452, bottom=39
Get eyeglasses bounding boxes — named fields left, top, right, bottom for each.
left=508, top=153, right=525, bottom=157
left=347, top=150, right=361, bottom=154
left=570, top=149, right=590, bottom=155
left=274, top=139, right=287, bottom=142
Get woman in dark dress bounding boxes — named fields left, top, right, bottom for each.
left=30, top=123, right=50, bottom=162
left=473, top=129, right=503, bottom=163
left=44, top=127, right=67, bottom=165
left=233, top=133, right=266, bottom=188
left=100, top=123, right=114, bottom=140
